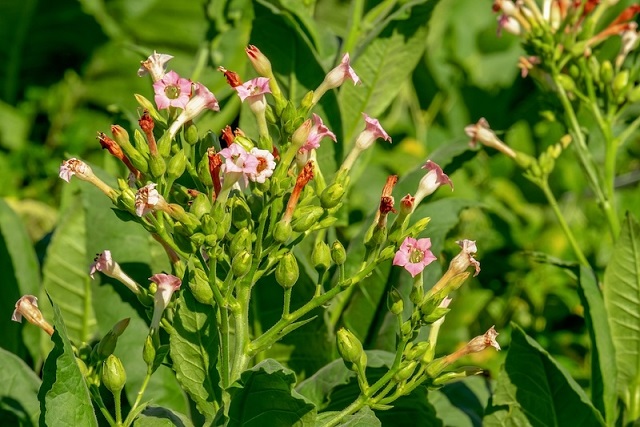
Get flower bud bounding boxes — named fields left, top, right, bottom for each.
left=378, top=245, right=396, bottom=261
left=246, top=45, right=273, bottom=77
left=312, top=241, right=331, bottom=272
left=556, top=74, right=576, bottom=93
left=320, top=182, right=345, bottom=209
left=133, top=129, right=150, bottom=157
left=216, top=211, right=232, bottom=240
left=292, top=206, right=325, bottom=232
left=197, top=153, right=214, bottom=187
left=388, top=289, right=404, bottom=316
left=149, top=154, right=166, bottom=178
left=405, top=342, right=430, bottom=361
left=276, top=252, right=299, bottom=289
left=393, top=361, right=417, bottom=383
left=102, top=354, right=127, bottom=393
left=403, top=217, right=431, bottom=237
left=401, top=320, right=412, bottom=336
left=117, top=187, right=137, bottom=212
left=600, top=60, right=613, bottom=84
left=184, top=121, right=199, bottom=145
left=337, top=328, right=366, bottom=369
left=189, top=268, right=214, bottom=305
left=143, top=334, right=156, bottom=368
left=432, top=368, right=483, bottom=386
left=232, top=250, right=252, bottom=278
left=229, top=228, right=251, bottom=258
left=94, top=318, right=130, bottom=361
left=190, top=193, right=212, bottom=220
left=232, top=197, right=253, bottom=229
left=273, top=220, right=292, bottom=243
left=613, top=70, right=630, bottom=96
left=168, top=150, right=187, bottom=180
left=330, top=241, right=347, bottom=265
left=421, top=306, right=450, bottom=324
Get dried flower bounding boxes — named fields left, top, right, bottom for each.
left=138, top=51, right=174, bottom=82
left=12, top=295, right=54, bottom=336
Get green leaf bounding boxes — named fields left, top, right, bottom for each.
left=428, top=376, right=491, bottom=427
left=603, top=213, right=640, bottom=415
left=133, top=406, right=194, bottom=427
left=169, top=289, right=221, bottom=423
left=488, top=324, right=604, bottom=427
left=576, top=266, right=616, bottom=426
left=339, top=1, right=439, bottom=143
left=40, top=184, right=97, bottom=345
left=38, top=298, right=98, bottom=427
left=0, top=347, right=41, bottom=426
left=0, top=199, right=40, bottom=357
left=224, top=359, right=316, bottom=427
left=315, top=407, right=381, bottom=427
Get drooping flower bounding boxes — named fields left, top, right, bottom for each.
left=467, top=325, right=501, bottom=352
left=452, top=239, right=481, bottom=276
left=340, top=113, right=391, bottom=172
left=149, top=273, right=182, bottom=331
left=135, top=183, right=168, bottom=217
left=413, top=160, right=454, bottom=207
left=393, top=237, right=437, bottom=277
left=90, top=250, right=141, bottom=294
left=152, top=70, right=192, bottom=110
left=59, top=158, right=115, bottom=198
left=235, top=77, right=271, bottom=102
left=248, top=147, right=276, bottom=183
left=138, top=51, right=174, bottom=82
left=300, top=113, right=336, bottom=153
left=167, top=82, right=220, bottom=139
left=464, top=118, right=516, bottom=158
left=12, top=295, right=54, bottom=336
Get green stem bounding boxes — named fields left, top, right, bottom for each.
left=539, top=179, right=590, bottom=266
left=283, top=287, right=292, bottom=317
left=342, top=0, right=365, bottom=54
left=327, top=261, right=366, bottom=331
left=124, top=369, right=152, bottom=426
left=90, top=386, right=117, bottom=426
left=618, top=114, right=640, bottom=146
left=114, top=389, right=122, bottom=426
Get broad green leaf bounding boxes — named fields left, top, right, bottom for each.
left=170, top=289, right=221, bottom=423
left=315, top=407, right=381, bottom=427
left=224, top=359, right=316, bottom=427
left=0, top=199, right=40, bottom=357
left=40, top=184, right=97, bottom=345
left=339, top=1, right=439, bottom=143
left=603, top=213, right=640, bottom=414
left=0, top=347, right=41, bottom=426
left=576, top=266, right=616, bottom=426
left=38, top=299, right=98, bottom=427
left=133, top=406, right=194, bottom=427
left=483, top=403, right=530, bottom=427
left=490, top=324, right=604, bottom=427
left=428, top=376, right=491, bottom=427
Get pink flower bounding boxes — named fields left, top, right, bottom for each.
left=167, top=82, right=219, bottom=139
left=138, top=51, right=174, bottom=82
left=464, top=118, right=516, bottom=158
left=393, top=237, right=437, bottom=277
left=59, top=158, right=92, bottom=182
left=152, top=70, right=192, bottom=110
left=12, top=295, right=54, bottom=336
left=248, top=147, right=276, bottom=183
left=299, top=114, right=336, bottom=153
left=149, top=273, right=182, bottom=330
left=135, top=183, right=167, bottom=217
left=219, top=143, right=259, bottom=187
left=324, top=53, right=360, bottom=88
left=235, top=77, right=271, bottom=102
left=413, top=160, right=453, bottom=207
left=90, top=250, right=141, bottom=294
left=355, top=113, right=391, bottom=150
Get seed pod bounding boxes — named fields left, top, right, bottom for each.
left=143, top=334, right=155, bottom=368
left=189, top=268, right=214, bottom=304
left=393, top=361, right=417, bottom=383
left=330, top=241, right=347, bottom=265
left=292, top=206, right=325, bottom=232
left=149, top=154, right=166, bottom=178
left=337, top=328, right=365, bottom=366
left=190, top=193, right=212, bottom=220
left=312, top=241, right=331, bottom=272
left=229, top=228, right=251, bottom=259
left=184, top=121, right=199, bottom=145
left=168, top=150, right=187, bottom=180
left=273, top=220, right=292, bottom=243
left=320, top=182, right=345, bottom=209
left=276, top=252, right=299, bottom=289
left=232, top=250, right=252, bottom=278
left=600, top=60, right=613, bottom=84
left=102, top=354, right=127, bottom=393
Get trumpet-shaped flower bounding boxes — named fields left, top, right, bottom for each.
left=138, top=51, right=174, bottom=82
left=135, top=183, right=168, bottom=217
left=153, top=70, right=192, bottom=110
left=300, top=114, right=336, bottom=153
left=149, top=273, right=182, bottom=330
left=393, top=237, right=437, bottom=277
left=235, top=77, right=271, bottom=102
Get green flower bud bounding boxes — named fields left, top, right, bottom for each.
left=421, top=306, right=450, bottom=324
left=299, top=90, right=314, bottom=113
left=432, top=368, right=483, bottom=386
left=94, top=318, right=130, bottom=361
left=216, top=212, right=232, bottom=240
left=388, top=289, right=404, bottom=316
left=168, top=150, right=187, bottom=180
left=312, top=241, right=331, bottom=272
left=319, top=182, right=345, bottom=209
left=628, top=85, right=640, bottom=103
left=276, top=252, right=299, bottom=289
left=421, top=342, right=435, bottom=365
left=143, top=334, right=156, bottom=368
left=556, top=74, right=576, bottom=93
left=405, top=342, right=430, bottom=361
left=404, top=217, right=432, bottom=237
left=378, top=245, right=396, bottom=261
left=292, top=206, right=325, bottom=232
left=393, top=361, right=417, bottom=383
left=102, top=354, right=127, bottom=393
left=232, top=250, right=252, bottom=278
left=273, top=220, right=292, bottom=243
left=189, top=268, right=214, bottom=305
left=157, top=133, right=172, bottom=157
left=613, top=70, right=630, bottom=96
left=410, top=285, right=424, bottom=306
left=336, top=328, right=365, bottom=368
left=568, top=64, right=580, bottom=80
left=232, top=197, right=253, bottom=229
left=201, top=213, right=216, bottom=235
left=117, top=187, right=137, bottom=212
left=197, top=153, right=213, bottom=187
left=133, top=129, right=150, bottom=157
left=230, top=228, right=251, bottom=258
left=184, top=121, right=199, bottom=145
left=190, top=232, right=205, bottom=247
left=190, top=193, right=212, bottom=220
left=600, top=60, right=613, bottom=84
left=149, top=154, right=166, bottom=178
left=330, top=241, right=347, bottom=265
left=400, top=320, right=412, bottom=336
